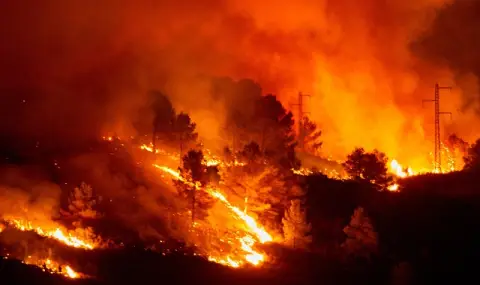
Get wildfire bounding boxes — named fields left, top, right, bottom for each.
left=390, top=160, right=415, bottom=178
left=206, top=189, right=272, bottom=243
left=292, top=167, right=347, bottom=180
left=142, top=144, right=245, bottom=168
left=152, top=164, right=273, bottom=268
left=3, top=218, right=97, bottom=250
left=14, top=255, right=81, bottom=279
left=387, top=183, right=399, bottom=192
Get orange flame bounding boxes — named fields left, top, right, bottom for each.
left=152, top=164, right=273, bottom=267
left=4, top=218, right=97, bottom=250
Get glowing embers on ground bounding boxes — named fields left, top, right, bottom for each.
left=152, top=164, right=273, bottom=268
left=2, top=253, right=81, bottom=279
left=3, top=218, right=97, bottom=250
left=141, top=143, right=245, bottom=168
left=292, top=167, right=347, bottom=180
left=387, top=183, right=399, bottom=192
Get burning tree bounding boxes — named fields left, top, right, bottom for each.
left=342, top=148, right=393, bottom=188
left=176, top=150, right=215, bottom=223
left=463, top=138, right=480, bottom=171
left=224, top=167, right=278, bottom=216
left=342, top=207, right=378, bottom=261
left=62, top=182, right=100, bottom=221
left=282, top=199, right=312, bottom=249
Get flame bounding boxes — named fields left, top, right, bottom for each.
left=206, top=189, right=272, bottom=243
left=390, top=159, right=415, bottom=178
left=387, top=183, right=399, bottom=192
left=152, top=164, right=272, bottom=267
left=1, top=252, right=82, bottom=279
left=292, top=167, right=347, bottom=179
left=64, top=265, right=79, bottom=278
left=26, top=256, right=81, bottom=279
left=3, top=218, right=97, bottom=250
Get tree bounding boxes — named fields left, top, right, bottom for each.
left=447, top=134, right=469, bottom=170
left=215, top=78, right=260, bottom=152
left=463, top=138, right=480, bottom=170
left=150, top=91, right=176, bottom=148
left=238, top=141, right=263, bottom=174
left=342, top=207, right=378, bottom=260
left=172, top=112, right=198, bottom=156
left=63, top=182, right=99, bottom=220
left=254, top=95, right=296, bottom=155
left=447, top=133, right=468, bottom=153
left=342, top=148, right=392, bottom=188
left=177, top=150, right=215, bottom=223
left=221, top=89, right=297, bottom=167
left=282, top=199, right=312, bottom=249
left=302, top=117, right=322, bottom=155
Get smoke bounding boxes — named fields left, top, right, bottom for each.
left=0, top=166, right=61, bottom=224
left=1, top=0, right=479, bottom=167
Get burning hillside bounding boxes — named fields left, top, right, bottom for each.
left=1, top=1, right=480, bottom=283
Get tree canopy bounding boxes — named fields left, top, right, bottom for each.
left=342, top=148, right=392, bottom=188
left=463, top=138, right=480, bottom=170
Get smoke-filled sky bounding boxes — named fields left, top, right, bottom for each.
left=1, top=0, right=479, bottom=167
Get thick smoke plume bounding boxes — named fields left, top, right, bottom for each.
left=1, top=0, right=480, bottom=168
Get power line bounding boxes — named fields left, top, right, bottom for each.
left=422, top=83, right=452, bottom=173
left=291, top=92, right=311, bottom=149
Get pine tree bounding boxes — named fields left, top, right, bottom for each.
left=176, top=150, right=215, bottom=223
left=302, top=117, right=323, bottom=155
left=282, top=199, right=312, bottom=249
left=342, top=207, right=378, bottom=260
left=342, top=148, right=393, bottom=189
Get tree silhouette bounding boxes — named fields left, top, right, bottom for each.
left=239, top=141, right=264, bottom=174
left=254, top=95, right=296, bottom=152
left=177, top=150, right=215, bottom=223
left=342, top=148, right=392, bottom=188
left=150, top=91, right=175, bottom=148
left=282, top=199, right=312, bottom=249
left=215, top=78, right=260, bottom=152
left=463, top=138, right=480, bottom=170
left=173, top=112, right=198, bottom=156
left=342, top=207, right=378, bottom=260
left=447, top=133, right=468, bottom=153
left=302, top=117, right=322, bottom=155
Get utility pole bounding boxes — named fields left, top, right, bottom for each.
left=291, top=92, right=311, bottom=149
left=422, top=83, right=452, bottom=173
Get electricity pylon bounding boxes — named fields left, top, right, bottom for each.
left=422, top=83, right=452, bottom=173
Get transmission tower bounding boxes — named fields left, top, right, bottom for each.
left=291, top=92, right=310, bottom=149
left=422, top=83, right=452, bottom=173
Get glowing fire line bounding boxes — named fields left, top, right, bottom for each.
left=152, top=164, right=272, bottom=267
left=3, top=218, right=96, bottom=250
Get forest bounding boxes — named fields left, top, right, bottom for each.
left=1, top=77, right=480, bottom=285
